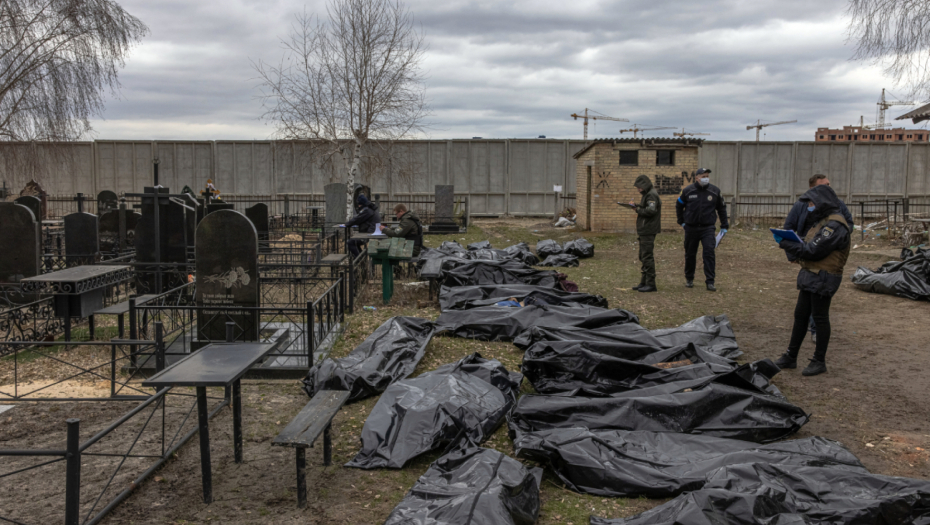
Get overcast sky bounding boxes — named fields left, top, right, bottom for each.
left=89, top=0, right=922, bottom=142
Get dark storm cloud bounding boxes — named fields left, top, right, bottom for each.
left=90, top=0, right=912, bottom=141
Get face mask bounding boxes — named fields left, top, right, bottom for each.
left=699, top=177, right=709, bottom=186
left=807, top=205, right=815, bottom=213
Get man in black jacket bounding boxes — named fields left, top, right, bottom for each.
left=773, top=184, right=851, bottom=377
left=676, top=168, right=728, bottom=291
left=343, top=194, right=379, bottom=258
left=624, top=175, right=661, bottom=292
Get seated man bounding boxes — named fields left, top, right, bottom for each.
left=378, top=204, right=423, bottom=257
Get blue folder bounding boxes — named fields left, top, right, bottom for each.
left=769, top=228, right=803, bottom=243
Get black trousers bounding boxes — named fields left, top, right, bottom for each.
left=638, top=235, right=656, bottom=286
left=348, top=239, right=366, bottom=258
left=787, top=290, right=832, bottom=363
left=684, top=225, right=716, bottom=284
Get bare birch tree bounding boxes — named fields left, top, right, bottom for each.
left=253, top=0, right=429, bottom=218
left=0, top=0, right=148, bottom=142
left=847, top=0, right=930, bottom=99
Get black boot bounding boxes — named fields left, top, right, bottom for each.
left=706, top=283, right=717, bottom=292
left=632, top=282, right=645, bottom=291
left=774, top=352, right=797, bottom=369
left=685, top=280, right=694, bottom=288
left=802, top=359, right=827, bottom=376
left=638, top=284, right=658, bottom=293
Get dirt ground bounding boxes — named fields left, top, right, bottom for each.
left=2, top=217, right=930, bottom=525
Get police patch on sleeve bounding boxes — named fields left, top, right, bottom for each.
left=647, top=201, right=656, bottom=209
left=822, top=227, right=834, bottom=238
left=707, top=195, right=713, bottom=201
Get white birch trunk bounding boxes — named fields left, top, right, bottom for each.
left=345, top=138, right=363, bottom=219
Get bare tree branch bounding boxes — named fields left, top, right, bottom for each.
left=253, top=0, right=429, bottom=217
left=848, top=0, right=930, bottom=99
left=0, top=0, right=148, bottom=142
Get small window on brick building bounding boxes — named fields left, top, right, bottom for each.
left=839, top=135, right=844, bottom=139
left=886, top=134, right=892, bottom=138
left=819, top=135, right=825, bottom=139
left=870, top=135, right=876, bottom=140
left=655, top=150, right=675, bottom=166
left=830, top=135, right=836, bottom=140
left=919, top=135, right=924, bottom=140
left=898, top=134, right=904, bottom=140
left=618, top=150, right=638, bottom=166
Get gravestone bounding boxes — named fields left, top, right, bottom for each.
left=134, top=187, right=194, bottom=293
left=195, top=210, right=259, bottom=342
left=64, top=212, right=99, bottom=264
left=431, top=185, right=459, bottom=232
left=14, top=196, right=42, bottom=222
left=325, top=182, right=348, bottom=226
left=206, top=201, right=234, bottom=215
left=0, top=203, right=40, bottom=284
left=99, top=208, right=140, bottom=253
left=97, top=190, right=119, bottom=212
left=245, top=203, right=270, bottom=252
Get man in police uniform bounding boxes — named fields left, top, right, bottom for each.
left=624, top=175, right=661, bottom=292
left=676, top=168, right=728, bottom=291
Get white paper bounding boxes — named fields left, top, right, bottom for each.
left=715, top=230, right=726, bottom=248
left=553, top=185, right=563, bottom=192
left=371, top=223, right=386, bottom=235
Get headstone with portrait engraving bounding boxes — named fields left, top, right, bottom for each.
left=195, top=209, right=259, bottom=342
left=97, top=190, right=119, bottom=212
left=431, top=185, right=459, bottom=232
left=64, top=212, right=99, bottom=265
left=325, top=183, right=348, bottom=226
left=0, top=203, right=40, bottom=285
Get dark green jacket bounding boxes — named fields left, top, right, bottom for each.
left=634, top=175, right=661, bottom=236
left=383, top=210, right=423, bottom=256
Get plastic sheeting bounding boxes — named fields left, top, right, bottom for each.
left=346, top=353, right=523, bottom=469
left=592, top=462, right=930, bottom=525
left=504, top=242, right=540, bottom=266
left=563, top=238, right=594, bottom=258
left=536, top=239, right=563, bottom=258
left=514, top=430, right=865, bottom=498
left=508, top=364, right=809, bottom=444
left=521, top=341, right=738, bottom=395
left=384, top=445, right=542, bottom=525
left=438, top=284, right=608, bottom=312
left=434, top=305, right=639, bottom=342
left=539, top=254, right=580, bottom=267
left=439, top=260, right=562, bottom=288
left=851, top=251, right=930, bottom=301
left=302, top=317, right=434, bottom=402
left=467, top=240, right=492, bottom=250
left=514, top=314, right=742, bottom=359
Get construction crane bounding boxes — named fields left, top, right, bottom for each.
left=746, top=119, right=797, bottom=142
left=618, top=124, right=676, bottom=138
left=673, top=128, right=711, bottom=138
left=867, top=89, right=915, bottom=129
left=570, top=109, right=629, bottom=140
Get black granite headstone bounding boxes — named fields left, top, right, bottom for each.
left=245, top=203, right=270, bottom=252
left=97, top=190, right=119, bottom=212
left=325, top=182, right=348, bottom=226
left=99, top=209, right=140, bottom=253
left=64, top=212, right=99, bottom=264
left=206, top=201, right=234, bottom=216
left=0, top=203, right=40, bottom=284
left=196, top=210, right=259, bottom=341
left=432, top=184, right=458, bottom=232
left=14, top=196, right=42, bottom=222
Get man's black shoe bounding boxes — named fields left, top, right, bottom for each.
left=774, top=353, right=797, bottom=369
left=706, top=283, right=717, bottom=292
left=685, top=280, right=694, bottom=288
left=638, top=285, right=658, bottom=293
left=632, top=284, right=644, bottom=291
left=802, top=360, right=827, bottom=376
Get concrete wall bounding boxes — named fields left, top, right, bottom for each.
left=4, top=139, right=930, bottom=215
left=0, top=139, right=587, bottom=215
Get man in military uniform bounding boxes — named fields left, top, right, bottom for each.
left=378, top=203, right=423, bottom=257
left=624, top=175, right=661, bottom=292
left=676, top=168, right=728, bottom=291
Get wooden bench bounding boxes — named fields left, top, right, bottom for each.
left=272, top=390, right=351, bottom=508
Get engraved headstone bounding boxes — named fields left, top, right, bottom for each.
left=195, top=210, right=259, bottom=342
left=0, top=203, right=40, bottom=284
left=325, top=182, right=348, bottom=226
left=432, top=185, right=458, bottom=232
left=64, top=212, right=99, bottom=264
left=99, top=209, right=140, bottom=253
left=97, top=190, right=119, bottom=212
left=14, top=196, right=42, bottom=223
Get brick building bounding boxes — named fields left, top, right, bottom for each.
left=814, top=126, right=927, bottom=142
left=573, top=138, right=702, bottom=232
